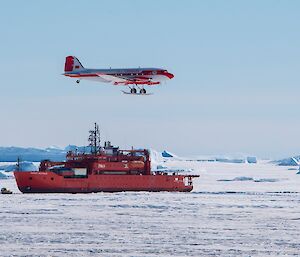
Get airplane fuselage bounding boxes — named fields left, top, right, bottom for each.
left=64, top=68, right=173, bottom=85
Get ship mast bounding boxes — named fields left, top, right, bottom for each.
left=88, top=123, right=101, bottom=154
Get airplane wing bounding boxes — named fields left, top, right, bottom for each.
left=96, top=73, right=156, bottom=85
left=97, top=74, right=128, bottom=84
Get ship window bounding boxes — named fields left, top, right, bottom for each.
left=29, top=177, right=32, bottom=180
left=51, top=177, right=54, bottom=180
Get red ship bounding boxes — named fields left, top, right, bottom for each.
left=14, top=124, right=199, bottom=193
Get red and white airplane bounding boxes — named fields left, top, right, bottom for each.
left=63, top=56, right=174, bottom=95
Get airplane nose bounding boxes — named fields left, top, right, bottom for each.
left=166, top=72, right=174, bottom=79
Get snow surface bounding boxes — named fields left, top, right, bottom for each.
left=0, top=160, right=299, bottom=256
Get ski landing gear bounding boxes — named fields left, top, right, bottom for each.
left=130, top=88, right=137, bottom=94
left=140, top=88, right=147, bottom=94
left=122, top=86, right=152, bottom=95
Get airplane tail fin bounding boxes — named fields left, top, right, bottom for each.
left=64, top=56, right=85, bottom=72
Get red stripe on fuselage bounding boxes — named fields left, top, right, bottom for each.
left=114, top=81, right=160, bottom=86
left=64, top=74, right=98, bottom=78
left=64, top=72, right=173, bottom=79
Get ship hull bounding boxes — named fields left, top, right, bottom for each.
left=14, top=171, right=193, bottom=193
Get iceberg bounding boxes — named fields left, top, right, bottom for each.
left=0, top=145, right=90, bottom=162
left=0, top=172, right=9, bottom=179
left=247, top=156, right=257, bottom=164
left=215, top=158, right=245, bottom=164
left=0, top=161, right=37, bottom=172
left=218, top=176, right=281, bottom=183
left=161, top=150, right=174, bottom=158
left=218, top=176, right=253, bottom=182
left=275, top=156, right=300, bottom=166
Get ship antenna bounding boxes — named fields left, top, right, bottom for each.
left=89, top=122, right=101, bottom=154
left=16, top=157, right=20, bottom=171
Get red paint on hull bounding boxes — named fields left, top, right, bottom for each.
left=14, top=171, right=194, bottom=193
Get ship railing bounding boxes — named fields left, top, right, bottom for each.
left=185, top=175, right=200, bottom=186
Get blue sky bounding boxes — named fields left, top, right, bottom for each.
left=0, top=0, right=299, bottom=158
